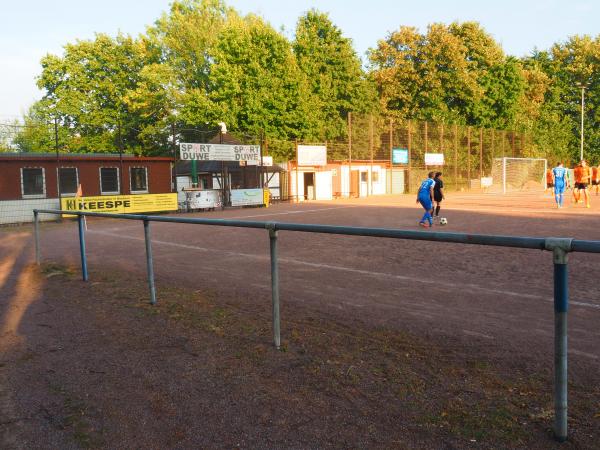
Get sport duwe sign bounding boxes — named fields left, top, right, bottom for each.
left=180, top=143, right=261, bottom=163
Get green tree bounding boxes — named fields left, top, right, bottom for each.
left=369, top=22, right=526, bottom=128
left=206, top=14, right=312, bottom=159
left=293, top=10, right=376, bottom=140
left=524, top=35, right=600, bottom=164
left=30, top=33, right=158, bottom=153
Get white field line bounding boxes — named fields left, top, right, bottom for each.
left=85, top=205, right=358, bottom=232
left=568, top=349, right=599, bottom=360
left=88, top=229, right=600, bottom=311
left=222, top=205, right=358, bottom=219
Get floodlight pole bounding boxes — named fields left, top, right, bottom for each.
left=579, top=85, right=586, bottom=161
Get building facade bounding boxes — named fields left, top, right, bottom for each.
left=0, top=153, right=174, bottom=224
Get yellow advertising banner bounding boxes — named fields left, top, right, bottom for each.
left=61, top=193, right=178, bottom=216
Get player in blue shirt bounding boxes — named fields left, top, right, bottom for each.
left=417, top=172, right=435, bottom=227
left=552, top=162, right=568, bottom=208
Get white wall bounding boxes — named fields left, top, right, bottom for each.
left=0, top=198, right=60, bottom=225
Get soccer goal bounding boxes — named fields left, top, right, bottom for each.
left=490, top=157, right=547, bottom=194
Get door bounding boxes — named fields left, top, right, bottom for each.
left=315, top=171, right=333, bottom=200
left=391, top=169, right=405, bottom=194
left=303, top=172, right=315, bottom=200
left=350, top=170, right=359, bottom=197
left=359, top=171, right=368, bottom=197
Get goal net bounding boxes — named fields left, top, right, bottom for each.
left=490, top=157, right=547, bottom=194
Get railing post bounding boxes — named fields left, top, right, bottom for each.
left=546, top=237, right=572, bottom=442
left=78, top=215, right=89, bottom=281
left=268, top=224, right=281, bottom=349
left=34, top=210, right=41, bottom=265
left=143, top=219, right=157, bottom=305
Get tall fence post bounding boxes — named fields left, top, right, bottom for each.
left=34, top=210, right=41, bottom=265
left=407, top=120, right=411, bottom=193
left=143, top=219, right=157, bottom=305
left=479, top=128, right=483, bottom=180
left=453, top=124, right=458, bottom=188
left=77, top=215, right=89, bottom=281
left=388, top=118, right=393, bottom=194
left=546, top=237, right=572, bottom=443
left=348, top=113, right=352, bottom=197
left=268, top=225, right=281, bottom=349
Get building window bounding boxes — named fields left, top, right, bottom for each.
left=130, top=167, right=148, bottom=193
left=100, top=167, right=120, bottom=194
left=59, top=168, right=78, bottom=196
left=372, top=171, right=379, bottom=183
left=361, top=172, right=368, bottom=182
left=21, top=168, right=46, bottom=198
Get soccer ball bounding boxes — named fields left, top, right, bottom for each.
left=439, top=217, right=448, bottom=225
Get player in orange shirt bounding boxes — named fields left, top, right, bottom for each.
left=573, top=160, right=591, bottom=207
left=592, top=164, right=600, bottom=195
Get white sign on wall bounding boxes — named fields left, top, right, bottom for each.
left=180, top=143, right=260, bottom=163
left=297, top=145, right=327, bottom=166
left=244, top=155, right=273, bottom=166
left=230, top=188, right=264, bottom=206
left=424, top=153, right=445, bottom=166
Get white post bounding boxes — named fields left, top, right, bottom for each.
left=544, top=159, right=548, bottom=190
left=502, top=157, right=507, bottom=194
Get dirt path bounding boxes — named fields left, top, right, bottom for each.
left=1, top=194, right=600, bottom=448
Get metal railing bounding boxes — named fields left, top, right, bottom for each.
left=33, top=208, right=600, bottom=443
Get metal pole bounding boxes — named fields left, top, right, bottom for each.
left=479, top=128, right=483, bottom=180
left=295, top=139, right=299, bottom=202
left=389, top=118, right=393, bottom=194
left=369, top=114, right=373, bottom=196
left=348, top=112, right=352, bottom=197
left=118, top=121, right=124, bottom=194
left=268, top=227, right=281, bottom=349
left=424, top=121, right=428, bottom=154
left=491, top=129, right=495, bottom=162
left=143, top=219, right=157, bottom=305
left=580, top=87, right=585, bottom=161
left=172, top=122, right=177, bottom=194
left=502, top=157, right=507, bottom=194
left=467, top=126, right=471, bottom=187
left=454, top=124, right=458, bottom=188
left=77, top=215, right=89, bottom=281
left=407, top=120, right=411, bottom=193
left=55, top=117, right=62, bottom=211
left=511, top=131, right=515, bottom=157
left=260, top=131, right=264, bottom=189
left=546, top=238, right=571, bottom=442
left=34, top=210, right=40, bottom=265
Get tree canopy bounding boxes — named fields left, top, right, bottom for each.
left=9, top=0, right=600, bottom=163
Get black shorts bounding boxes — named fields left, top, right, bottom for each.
left=575, top=182, right=588, bottom=190
left=433, top=193, right=443, bottom=202
left=547, top=182, right=554, bottom=188
left=593, top=180, right=599, bottom=186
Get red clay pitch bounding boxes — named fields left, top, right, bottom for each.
left=30, top=190, right=600, bottom=361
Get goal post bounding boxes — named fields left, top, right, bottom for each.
left=490, top=157, right=547, bottom=194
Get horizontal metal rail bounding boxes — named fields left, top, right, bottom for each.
left=33, top=208, right=600, bottom=443
left=32, top=209, right=600, bottom=254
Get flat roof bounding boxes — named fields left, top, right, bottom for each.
left=0, top=152, right=173, bottom=161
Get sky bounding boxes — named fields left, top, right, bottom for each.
left=1, top=0, right=598, bottom=120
